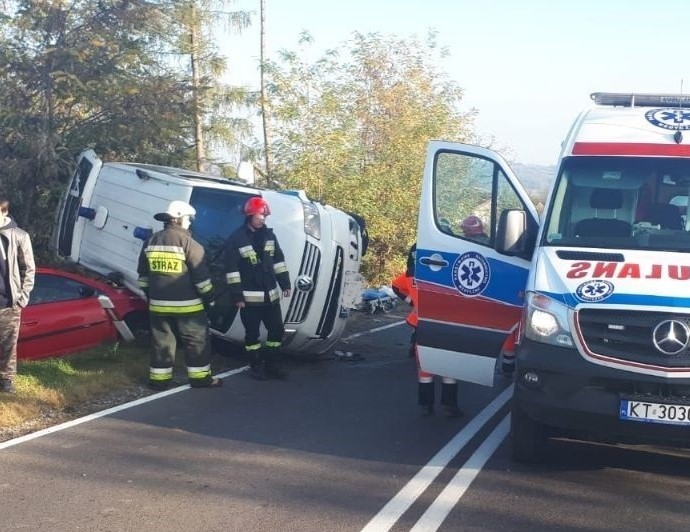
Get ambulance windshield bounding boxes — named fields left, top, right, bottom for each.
left=543, top=156, right=690, bottom=251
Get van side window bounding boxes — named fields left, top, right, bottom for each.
left=434, top=151, right=528, bottom=247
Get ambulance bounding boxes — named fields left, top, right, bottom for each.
left=417, top=92, right=690, bottom=462
left=55, top=150, right=365, bottom=357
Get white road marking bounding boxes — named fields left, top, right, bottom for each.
left=410, top=415, right=511, bottom=531
left=342, top=320, right=406, bottom=341
left=361, top=385, right=513, bottom=532
left=0, top=366, right=249, bottom=451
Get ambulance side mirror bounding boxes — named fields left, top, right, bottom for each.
left=496, top=209, right=535, bottom=259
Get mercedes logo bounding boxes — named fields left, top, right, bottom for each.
left=652, top=320, right=690, bottom=355
left=295, top=275, right=314, bottom=293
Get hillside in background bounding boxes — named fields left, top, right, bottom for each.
left=510, top=162, right=556, bottom=206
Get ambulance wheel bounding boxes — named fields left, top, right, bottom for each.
left=510, top=400, right=547, bottom=463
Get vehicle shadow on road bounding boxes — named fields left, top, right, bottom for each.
left=517, top=436, right=690, bottom=477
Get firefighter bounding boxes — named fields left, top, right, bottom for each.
left=223, top=197, right=291, bottom=380
left=391, top=244, right=462, bottom=417
left=137, top=200, right=222, bottom=390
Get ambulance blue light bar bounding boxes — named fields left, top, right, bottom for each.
left=591, top=92, right=690, bottom=108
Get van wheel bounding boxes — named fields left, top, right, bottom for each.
left=511, top=400, right=547, bottom=463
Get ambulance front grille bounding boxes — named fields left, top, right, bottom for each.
left=577, top=309, right=690, bottom=367
left=285, top=242, right=320, bottom=324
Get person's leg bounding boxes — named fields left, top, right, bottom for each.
left=441, top=377, right=463, bottom=418
left=415, top=341, right=434, bottom=414
left=241, top=306, right=265, bottom=380
left=148, top=314, right=176, bottom=389
left=409, top=329, right=417, bottom=358
left=177, top=313, right=221, bottom=388
left=0, top=307, right=21, bottom=393
left=263, top=303, right=287, bottom=379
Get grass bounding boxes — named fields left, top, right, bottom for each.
left=0, top=339, right=151, bottom=429
left=0, top=334, right=244, bottom=433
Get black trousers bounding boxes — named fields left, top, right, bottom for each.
left=240, top=303, right=285, bottom=347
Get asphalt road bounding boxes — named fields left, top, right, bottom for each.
left=1, top=308, right=690, bottom=531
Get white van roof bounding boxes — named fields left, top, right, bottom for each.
left=108, top=161, right=254, bottom=191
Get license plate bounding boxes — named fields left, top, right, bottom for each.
left=620, top=399, right=690, bottom=426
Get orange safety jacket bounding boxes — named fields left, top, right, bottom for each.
left=391, top=272, right=418, bottom=327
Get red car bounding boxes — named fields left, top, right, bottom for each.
left=18, top=267, right=148, bottom=361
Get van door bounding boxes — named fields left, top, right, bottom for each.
left=56, top=149, right=103, bottom=260
left=416, top=141, right=539, bottom=385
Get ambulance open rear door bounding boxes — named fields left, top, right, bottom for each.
left=415, top=141, right=539, bottom=385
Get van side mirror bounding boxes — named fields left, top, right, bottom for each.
left=496, top=209, right=535, bottom=259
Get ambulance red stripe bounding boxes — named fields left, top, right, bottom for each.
left=417, top=280, right=519, bottom=331
left=572, top=142, right=690, bottom=156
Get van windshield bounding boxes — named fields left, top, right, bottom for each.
left=542, top=156, right=690, bottom=251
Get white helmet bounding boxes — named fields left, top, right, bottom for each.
left=154, top=200, right=196, bottom=222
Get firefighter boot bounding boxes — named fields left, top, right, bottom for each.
left=441, top=379, right=463, bottom=418
left=418, top=381, right=434, bottom=415
left=264, top=349, right=289, bottom=380
left=250, top=352, right=267, bottom=381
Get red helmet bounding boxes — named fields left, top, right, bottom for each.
left=461, top=215, right=484, bottom=236
left=244, top=196, right=271, bottom=216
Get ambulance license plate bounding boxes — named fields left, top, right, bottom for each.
left=620, top=399, right=690, bottom=425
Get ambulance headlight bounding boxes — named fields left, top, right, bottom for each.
left=524, top=292, right=574, bottom=348
left=302, top=202, right=321, bottom=240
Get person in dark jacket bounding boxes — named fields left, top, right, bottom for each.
left=223, top=197, right=291, bottom=380
left=137, top=200, right=222, bottom=390
left=0, top=195, right=35, bottom=394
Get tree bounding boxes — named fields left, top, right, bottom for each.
left=0, top=0, right=196, bottom=257
left=266, top=31, right=476, bottom=283
left=259, top=0, right=272, bottom=181
left=161, top=0, right=254, bottom=172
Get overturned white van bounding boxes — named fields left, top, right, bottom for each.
left=55, top=150, right=365, bottom=356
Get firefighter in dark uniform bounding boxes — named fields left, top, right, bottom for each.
left=137, top=200, right=222, bottom=390
left=223, top=197, right=291, bottom=380
left=391, top=244, right=461, bottom=417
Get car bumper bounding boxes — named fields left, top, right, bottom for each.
left=516, top=338, right=690, bottom=444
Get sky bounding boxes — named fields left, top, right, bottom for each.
left=220, top=0, right=690, bottom=166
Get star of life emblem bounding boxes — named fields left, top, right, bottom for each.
left=575, top=280, right=614, bottom=302
left=645, top=108, right=690, bottom=130
left=452, top=251, right=490, bottom=297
